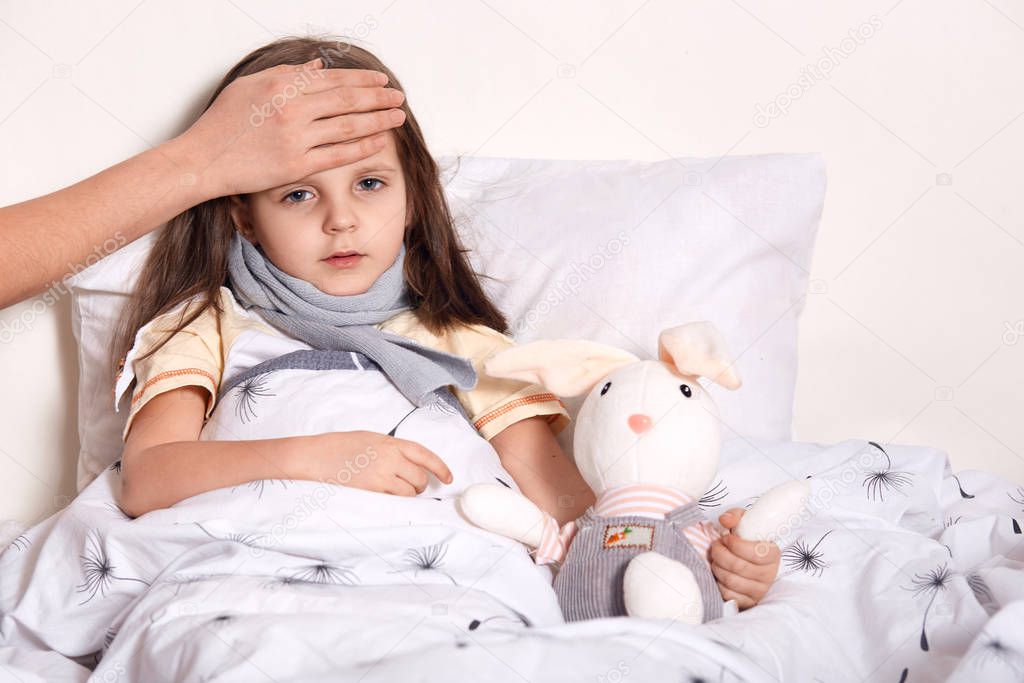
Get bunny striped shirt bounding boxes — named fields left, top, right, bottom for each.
left=534, top=483, right=722, bottom=565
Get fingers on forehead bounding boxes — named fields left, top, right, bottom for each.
left=308, top=67, right=386, bottom=86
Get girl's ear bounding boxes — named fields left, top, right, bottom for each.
left=228, top=196, right=257, bottom=244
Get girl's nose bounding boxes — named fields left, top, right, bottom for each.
left=325, top=219, right=356, bottom=234
left=628, top=413, right=653, bottom=434
left=324, top=202, right=357, bottom=234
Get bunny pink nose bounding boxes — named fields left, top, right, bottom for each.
left=628, top=413, right=653, bottom=434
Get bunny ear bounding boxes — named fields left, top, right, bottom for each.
left=483, top=339, right=640, bottom=397
left=658, top=322, right=742, bottom=390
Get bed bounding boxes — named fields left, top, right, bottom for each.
left=1, top=154, right=1021, bottom=682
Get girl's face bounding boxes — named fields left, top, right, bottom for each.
left=231, top=131, right=411, bottom=296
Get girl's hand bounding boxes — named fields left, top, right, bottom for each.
left=709, top=507, right=782, bottom=610
left=300, top=430, right=452, bottom=496
left=172, top=58, right=407, bottom=198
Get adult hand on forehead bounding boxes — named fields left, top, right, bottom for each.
left=0, top=58, right=407, bottom=309
left=179, top=57, right=407, bottom=197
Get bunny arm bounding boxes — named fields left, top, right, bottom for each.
left=623, top=551, right=704, bottom=624
left=459, top=484, right=548, bottom=546
left=733, top=479, right=812, bottom=542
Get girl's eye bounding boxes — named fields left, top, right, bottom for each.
left=358, top=177, right=384, bottom=192
left=284, top=189, right=311, bottom=202
left=600, top=381, right=611, bottom=396
left=679, top=384, right=692, bottom=398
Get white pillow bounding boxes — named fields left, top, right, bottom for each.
left=69, top=153, right=826, bottom=491
left=69, top=232, right=156, bottom=491
left=440, top=154, right=825, bottom=466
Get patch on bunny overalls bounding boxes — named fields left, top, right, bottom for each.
left=602, top=523, right=655, bottom=550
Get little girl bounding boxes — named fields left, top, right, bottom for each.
left=110, top=36, right=779, bottom=609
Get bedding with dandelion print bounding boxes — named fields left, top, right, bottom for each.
left=1, top=436, right=1022, bottom=682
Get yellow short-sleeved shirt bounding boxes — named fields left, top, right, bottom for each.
left=115, top=287, right=570, bottom=443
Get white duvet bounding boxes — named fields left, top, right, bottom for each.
left=2, top=435, right=1022, bottom=682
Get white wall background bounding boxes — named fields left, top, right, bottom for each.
left=1, top=0, right=1022, bottom=526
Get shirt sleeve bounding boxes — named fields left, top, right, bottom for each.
left=113, top=294, right=224, bottom=442
left=447, top=324, right=571, bottom=441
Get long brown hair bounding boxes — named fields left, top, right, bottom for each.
left=111, top=35, right=509, bottom=392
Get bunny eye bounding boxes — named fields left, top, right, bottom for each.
left=679, top=384, right=692, bottom=398
left=600, top=381, right=611, bottom=396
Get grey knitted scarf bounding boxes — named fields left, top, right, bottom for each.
left=226, top=232, right=477, bottom=407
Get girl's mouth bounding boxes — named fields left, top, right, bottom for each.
left=323, top=254, right=363, bottom=269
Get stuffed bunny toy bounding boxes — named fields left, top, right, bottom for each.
left=459, top=322, right=809, bottom=624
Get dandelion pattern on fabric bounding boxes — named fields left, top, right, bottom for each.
left=782, top=530, right=834, bottom=577
left=862, top=441, right=913, bottom=502
left=1009, top=487, right=1024, bottom=534
left=952, top=474, right=975, bottom=499
left=233, top=373, right=275, bottom=424
left=1007, top=487, right=1023, bottom=507
left=102, top=626, right=118, bottom=652
left=388, top=406, right=419, bottom=437
left=206, top=613, right=236, bottom=630
left=281, top=561, right=359, bottom=586
left=231, top=479, right=290, bottom=500
left=467, top=609, right=532, bottom=630
left=75, top=530, right=150, bottom=605
left=902, top=562, right=954, bottom=651
left=195, top=522, right=265, bottom=549
left=162, top=572, right=223, bottom=597
left=385, top=391, right=467, bottom=436
left=966, top=572, right=994, bottom=608
left=699, top=479, right=728, bottom=510
left=425, top=395, right=460, bottom=417
left=391, top=543, right=457, bottom=585
left=968, top=633, right=1024, bottom=674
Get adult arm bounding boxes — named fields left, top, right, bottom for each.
left=0, top=59, right=406, bottom=309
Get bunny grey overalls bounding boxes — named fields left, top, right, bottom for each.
left=553, top=502, right=724, bottom=622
